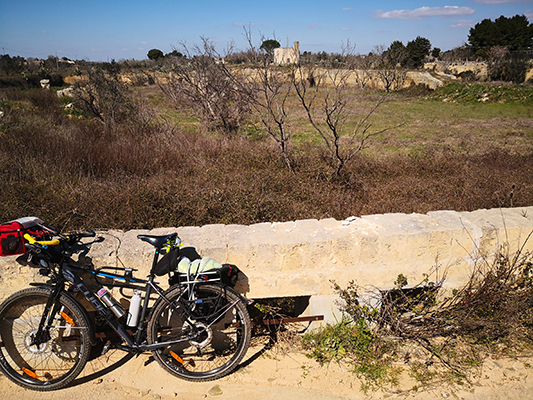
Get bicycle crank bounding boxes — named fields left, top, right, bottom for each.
left=189, top=322, right=212, bottom=348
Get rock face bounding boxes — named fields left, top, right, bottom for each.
left=424, top=61, right=489, bottom=81
left=405, top=71, right=450, bottom=90
left=292, top=67, right=454, bottom=91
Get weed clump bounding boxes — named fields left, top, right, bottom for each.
left=302, top=317, right=400, bottom=392
left=302, top=240, right=533, bottom=393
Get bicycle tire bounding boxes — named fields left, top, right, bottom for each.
left=0, top=287, right=92, bottom=391
left=147, top=284, right=251, bottom=381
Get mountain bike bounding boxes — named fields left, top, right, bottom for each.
left=0, top=228, right=251, bottom=391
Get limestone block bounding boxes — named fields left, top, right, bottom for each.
left=193, top=224, right=228, bottom=261
left=294, top=219, right=333, bottom=271
left=224, top=224, right=253, bottom=267
left=175, top=225, right=202, bottom=255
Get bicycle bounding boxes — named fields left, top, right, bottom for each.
left=0, top=227, right=251, bottom=391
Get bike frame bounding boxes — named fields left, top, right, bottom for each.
left=34, top=249, right=213, bottom=354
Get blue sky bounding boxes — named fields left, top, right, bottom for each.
left=1, top=1, right=532, bottom=61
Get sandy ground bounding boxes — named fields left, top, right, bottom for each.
left=1, top=335, right=533, bottom=400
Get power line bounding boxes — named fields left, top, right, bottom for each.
left=0, top=45, right=63, bottom=58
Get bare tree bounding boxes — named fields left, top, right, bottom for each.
left=353, top=54, right=374, bottom=90
left=292, top=41, right=393, bottom=177
left=485, top=45, right=528, bottom=83
left=372, top=44, right=407, bottom=92
left=240, top=27, right=295, bottom=171
left=160, top=37, right=250, bottom=135
left=71, top=65, right=133, bottom=127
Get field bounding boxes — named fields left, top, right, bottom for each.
left=1, top=80, right=532, bottom=231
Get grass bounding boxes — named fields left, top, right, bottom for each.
left=138, top=83, right=533, bottom=160
left=1, top=78, right=532, bottom=231
left=359, top=94, right=533, bottom=158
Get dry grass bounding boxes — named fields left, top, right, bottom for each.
left=1, top=82, right=532, bottom=231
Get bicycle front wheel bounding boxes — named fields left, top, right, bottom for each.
left=0, top=287, right=92, bottom=391
left=147, top=284, right=251, bottom=381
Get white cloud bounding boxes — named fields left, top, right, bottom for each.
left=343, top=7, right=353, bottom=11
left=309, top=23, right=319, bottom=29
left=340, top=27, right=352, bottom=31
left=374, top=6, right=475, bottom=20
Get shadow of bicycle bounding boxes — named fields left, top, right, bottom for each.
left=69, top=340, right=135, bottom=388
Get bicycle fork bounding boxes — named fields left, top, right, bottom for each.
left=30, top=284, right=64, bottom=347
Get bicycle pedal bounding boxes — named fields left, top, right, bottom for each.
left=101, top=340, right=112, bottom=356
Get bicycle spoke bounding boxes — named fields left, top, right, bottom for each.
left=0, top=288, right=91, bottom=391
left=147, top=284, right=251, bottom=381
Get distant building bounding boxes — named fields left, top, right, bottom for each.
left=274, top=41, right=300, bottom=65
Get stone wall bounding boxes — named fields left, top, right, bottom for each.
left=2, top=206, right=533, bottom=322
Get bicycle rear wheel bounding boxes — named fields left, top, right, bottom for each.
left=0, top=287, right=92, bottom=391
left=147, top=284, right=251, bottom=381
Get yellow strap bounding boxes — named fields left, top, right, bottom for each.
left=23, top=233, right=61, bottom=246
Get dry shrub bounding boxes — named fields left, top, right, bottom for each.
left=327, top=241, right=533, bottom=389
left=1, top=88, right=533, bottom=231
left=364, top=243, right=533, bottom=346
left=349, top=149, right=533, bottom=215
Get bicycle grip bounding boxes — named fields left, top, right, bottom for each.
left=23, top=233, right=61, bottom=246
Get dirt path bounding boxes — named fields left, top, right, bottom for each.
left=1, top=339, right=533, bottom=400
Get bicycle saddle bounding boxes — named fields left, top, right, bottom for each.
left=137, top=233, right=177, bottom=248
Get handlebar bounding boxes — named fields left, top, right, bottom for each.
left=20, top=229, right=97, bottom=271
left=23, top=229, right=96, bottom=247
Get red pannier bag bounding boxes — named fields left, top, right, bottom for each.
left=0, top=217, right=46, bottom=257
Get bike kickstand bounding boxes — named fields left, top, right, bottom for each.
left=101, top=340, right=112, bottom=356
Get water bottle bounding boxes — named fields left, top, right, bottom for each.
left=127, top=290, right=142, bottom=327
left=97, top=288, right=125, bottom=318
